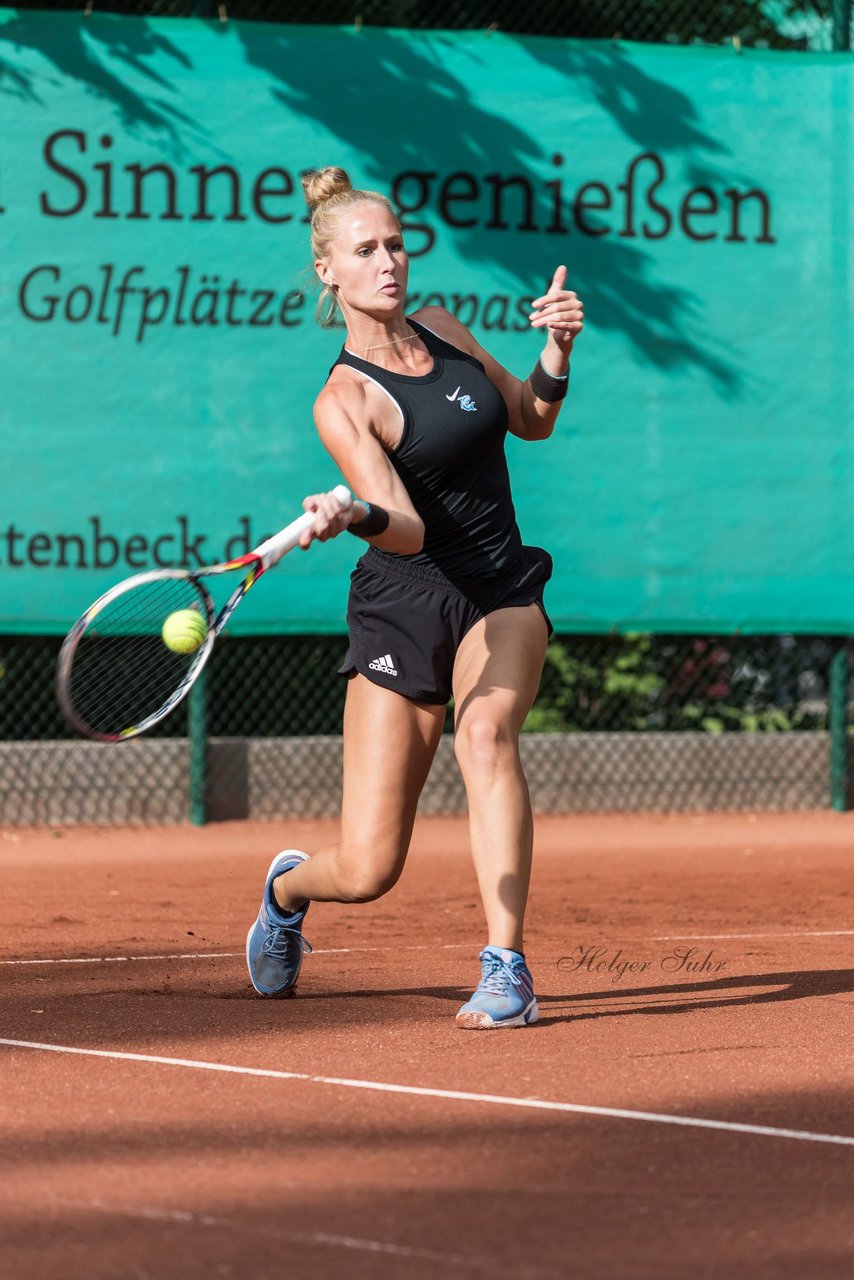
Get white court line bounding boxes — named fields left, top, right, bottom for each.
left=0, top=943, right=474, bottom=967
left=86, top=1202, right=508, bottom=1274
left=0, top=952, right=236, bottom=966
left=653, top=931, right=854, bottom=940
left=1, top=1038, right=853, bottom=1149
left=2, top=930, right=851, bottom=969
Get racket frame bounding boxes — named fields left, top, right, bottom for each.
left=56, top=486, right=352, bottom=742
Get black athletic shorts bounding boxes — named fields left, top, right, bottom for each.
left=338, top=545, right=554, bottom=705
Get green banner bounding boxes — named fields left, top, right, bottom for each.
left=1, top=13, right=852, bottom=633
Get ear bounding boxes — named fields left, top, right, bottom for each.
left=316, top=259, right=335, bottom=288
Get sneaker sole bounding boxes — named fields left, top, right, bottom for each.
left=246, top=850, right=310, bottom=997
left=455, top=998, right=539, bottom=1030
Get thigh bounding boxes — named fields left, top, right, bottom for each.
left=339, top=673, right=445, bottom=876
left=452, top=604, right=549, bottom=734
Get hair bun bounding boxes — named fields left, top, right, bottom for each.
left=302, top=166, right=353, bottom=211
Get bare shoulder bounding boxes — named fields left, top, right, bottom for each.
left=313, top=368, right=368, bottom=437
left=315, top=364, right=372, bottom=416
left=314, top=363, right=402, bottom=452
left=410, top=305, right=480, bottom=357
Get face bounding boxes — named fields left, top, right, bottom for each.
left=317, top=202, right=408, bottom=320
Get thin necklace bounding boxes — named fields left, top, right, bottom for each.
left=356, top=327, right=420, bottom=354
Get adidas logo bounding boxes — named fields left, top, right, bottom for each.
left=368, top=653, right=398, bottom=676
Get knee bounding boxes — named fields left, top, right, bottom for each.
left=454, top=715, right=517, bottom=776
left=334, top=853, right=402, bottom=904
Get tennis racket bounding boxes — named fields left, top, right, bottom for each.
left=56, top=485, right=355, bottom=742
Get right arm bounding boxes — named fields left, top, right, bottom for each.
left=302, top=377, right=424, bottom=555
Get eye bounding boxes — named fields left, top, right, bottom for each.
left=357, top=246, right=373, bottom=257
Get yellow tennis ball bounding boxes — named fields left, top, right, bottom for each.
left=161, top=609, right=207, bottom=654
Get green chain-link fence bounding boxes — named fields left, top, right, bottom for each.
left=4, top=0, right=853, bottom=50
left=2, top=633, right=844, bottom=741
left=1, top=633, right=850, bottom=822
left=2, top=3, right=851, bottom=820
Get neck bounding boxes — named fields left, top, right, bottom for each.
left=340, top=302, right=414, bottom=352
left=346, top=322, right=421, bottom=355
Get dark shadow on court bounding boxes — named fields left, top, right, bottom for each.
left=5, top=958, right=854, bottom=1041
left=1, top=1081, right=852, bottom=1280
left=537, top=966, right=854, bottom=1026
left=0, top=957, right=470, bottom=1043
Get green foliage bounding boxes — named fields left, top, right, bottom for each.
left=525, top=633, right=665, bottom=732
left=523, top=634, right=835, bottom=734
left=0, top=632, right=842, bottom=740
left=4, top=0, right=840, bottom=52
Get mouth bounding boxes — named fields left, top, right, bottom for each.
left=380, top=282, right=401, bottom=294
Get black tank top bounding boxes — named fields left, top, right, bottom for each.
left=332, top=317, right=522, bottom=580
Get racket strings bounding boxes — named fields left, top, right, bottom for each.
left=65, top=577, right=212, bottom=738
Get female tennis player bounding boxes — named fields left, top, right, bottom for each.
left=247, top=166, right=583, bottom=1028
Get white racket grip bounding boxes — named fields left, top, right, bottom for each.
left=254, top=485, right=354, bottom=570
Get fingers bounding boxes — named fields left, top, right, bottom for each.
left=529, top=267, right=584, bottom=338
left=548, top=264, right=567, bottom=295
left=529, top=296, right=584, bottom=335
left=531, top=265, right=571, bottom=309
left=299, top=487, right=354, bottom=548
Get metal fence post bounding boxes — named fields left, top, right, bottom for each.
left=829, top=643, right=849, bottom=811
left=188, top=669, right=208, bottom=825
left=832, top=0, right=853, bottom=50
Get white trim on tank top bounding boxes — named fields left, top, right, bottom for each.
left=406, top=317, right=443, bottom=340
left=341, top=317, right=451, bottom=422
left=340, top=363, right=405, bottom=426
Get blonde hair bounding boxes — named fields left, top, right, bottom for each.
left=303, top=166, right=399, bottom=328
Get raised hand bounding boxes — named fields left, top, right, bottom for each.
left=529, top=265, right=584, bottom=357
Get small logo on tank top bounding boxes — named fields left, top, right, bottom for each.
left=445, top=385, right=477, bottom=412
left=369, top=653, right=398, bottom=677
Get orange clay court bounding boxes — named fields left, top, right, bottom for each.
left=1, top=811, right=853, bottom=1280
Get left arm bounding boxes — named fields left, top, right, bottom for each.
left=412, top=265, right=583, bottom=441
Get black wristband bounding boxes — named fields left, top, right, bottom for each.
left=529, top=355, right=569, bottom=402
left=347, top=502, right=391, bottom=539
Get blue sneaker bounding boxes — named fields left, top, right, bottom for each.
left=456, top=947, right=539, bottom=1029
left=246, top=850, right=312, bottom=996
